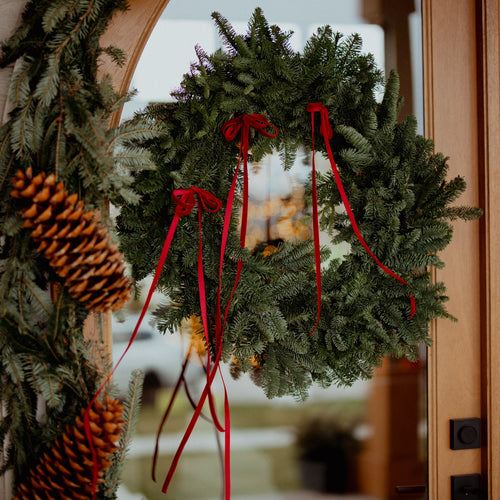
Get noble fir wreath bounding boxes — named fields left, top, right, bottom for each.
left=117, top=8, right=481, bottom=400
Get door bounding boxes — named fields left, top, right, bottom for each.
left=100, top=1, right=500, bottom=497
left=423, top=0, right=500, bottom=498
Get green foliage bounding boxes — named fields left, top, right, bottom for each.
left=117, top=8, right=481, bottom=400
left=103, top=370, right=144, bottom=499
left=0, top=0, right=155, bottom=493
left=0, top=280, right=101, bottom=479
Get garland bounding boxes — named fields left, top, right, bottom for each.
left=118, top=9, right=482, bottom=400
left=0, top=0, right=152, bottom=496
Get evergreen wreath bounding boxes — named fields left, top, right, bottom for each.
left=118, top=9, right=481, bottom=399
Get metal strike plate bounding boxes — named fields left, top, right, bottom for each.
left=395, top=484, right=426, bottom=495
left=450, top=418, right=481, bottom=450
left=451, top=474, right=481, bottom=500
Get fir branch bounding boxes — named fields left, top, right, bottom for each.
left=379, top=70, right=400, bottom=129
left=103, top=370, right=144, bottom=499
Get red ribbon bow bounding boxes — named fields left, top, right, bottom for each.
left=161, top=114, right=277, bottom=498
left=165, top=114, right=278, bottom=500
left=307, top=102, right=416, bottom=320
left=218, top=114, right=277, bottom=336
left=222, top=114, right=278, bottom=151
left=84, top=186, right=222, bottom=500
left=173, top=186, right=222, bottom=216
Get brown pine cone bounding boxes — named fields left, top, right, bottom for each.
left=11, top=167, right=132, bottom=311
left=14, top=396, right=125, bottom=500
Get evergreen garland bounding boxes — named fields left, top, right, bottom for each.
left=0, top=0, right=155, bottom=495
left=117, top=9, right=481, bottom=399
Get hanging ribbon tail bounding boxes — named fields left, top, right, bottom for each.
left=174, top=187, right=225, bottom=434
left=165, top=114, right=279, bottom=500
left=183, top=362, right=226, bottom=492
left=307, top=102, right=415, bottom=320
left=84, top=186, right=221, bottom=500
left=219, top=113, right=278, bottom=328
left=154, top=187, right=230, bottom=497
left=409, top=293, right=416, bottom=318
left=222, top=368, right=231, bottom=500
left=162, top=353, right=224, bottom=494
left=152, top=352, right=189, bottom=483
left=219, top=113, right=278, bottom=425
left=152, top=347, right=224, bottom=483
left=161, top=174, right=236, bottom=496
left=196, top=194, right=225, bottom=433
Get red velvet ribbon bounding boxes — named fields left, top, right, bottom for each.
left=160, top=348, right=231, bottom=495
left=151, top=346, right=226, bottom=484
left=218, top=114, right=278, bottom=336
left=83, top=186, right=221, bottom=500
left=161, top=115, right=278, bottom=499
left=307, top=102, right=416, bottom=319
left=213, top=114, right=276, bottom=496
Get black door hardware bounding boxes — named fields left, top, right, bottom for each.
left=451, top=474, right=482, bottom=500
left=450, top=418, right=481, bottom=450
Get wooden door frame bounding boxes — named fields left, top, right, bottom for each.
left=474, top=0, right=500, bottom=496
left=99, top=0, right=172, bottom=126
left=474, top=2, right=500, bottom=496
left=423, top=0, right=500, bottom=498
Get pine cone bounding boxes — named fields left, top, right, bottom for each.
left=14, top=396, right=125, bottom=500
left=11, top=167, right=132, bottom=311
